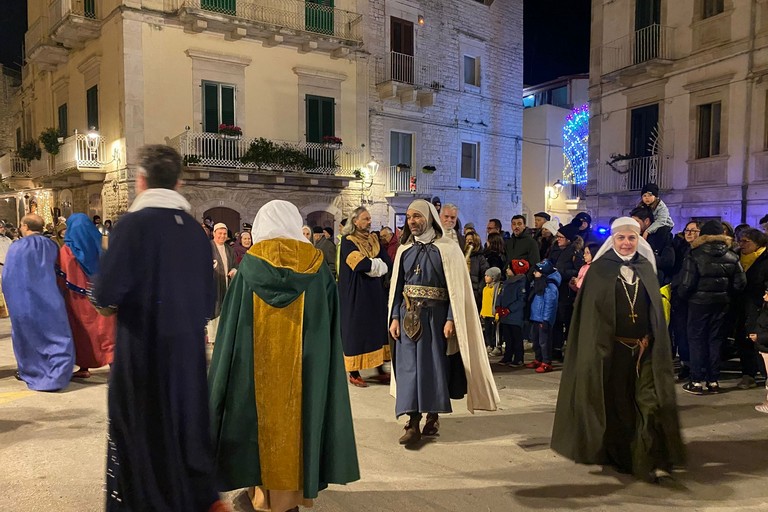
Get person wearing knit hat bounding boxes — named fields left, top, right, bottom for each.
left=677, top=218, right=746, bottom=395
left=572, top=212, right=596, bottom=245
left=638, top=182, right=674, bottom=237
left=550, top=222, right=585, bottom=361
left=431, top=196, right=442, bottom=213
left=481, top=267, right=503, bottom=353
left=527, top=259, right=561, bottom=373
left=496, top=260, right=530, bottom=366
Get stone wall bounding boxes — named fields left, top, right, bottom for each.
left=0, top=66, right=20, bottom=154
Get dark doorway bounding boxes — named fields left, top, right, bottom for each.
left=629, top=103, right=660, bottom=190
left=634, top=0, right=661, bottom=63
left=390, top=17, right=414, bottom=84
left=306, top=211, right=335, bottom=230
left=204, top=207, right=241, bottom=236
left=306, top=0, right=334, bottom=35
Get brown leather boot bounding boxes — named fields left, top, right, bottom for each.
left=398, top=418, right=422, bottom=445
left=422, top=413, right=440, bottom=436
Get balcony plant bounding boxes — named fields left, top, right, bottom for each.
left=240, top=138, right=318, bottom=171
left=218, top=124, right=242, bottom=138
left=421, top=165, right=436, bottom=174
left=183, top=154, right=202, bottom=166
left=321, top=135, right=343, bottom=148
left=17, top=140, right=41, bottom=162
left=396, top=163, right=411, bottom=172
left=39, top=127, right=63, bottom=156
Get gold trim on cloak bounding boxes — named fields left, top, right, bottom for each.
left=344, top=345, right=391, bottom=372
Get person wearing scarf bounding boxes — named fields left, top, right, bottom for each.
left=208, top=200, right=359, bottom=512
left=551, top=217, right=685, bottom=482
left=388, top=199, right=499, bottom=446
left=233, top=230, right=252, bottom=265
left=57, top=213, right=116, bottom=379
left=338, top=206, right=392, bottom=387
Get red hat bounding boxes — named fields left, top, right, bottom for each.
left=510, top=259, right=530, bottom=275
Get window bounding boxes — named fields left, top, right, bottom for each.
left=86, top=85, right=99, bottom=130
left=15, top=128, right=21, bottom=150
left=305, top=95, right=335, bottom=143
left=390, top=17, right=414, bottom=83
left=390, top=131, right=413, bottom=167
left=461, top=142, right=479, bottom=180
left=58, top=103, right=68, bottom=138
left=703, top=0, right=724, bottom=19
left=202, top=81, right=235, bottom=133
left=463, top=56, right=480, bottom=87
left=696, top=102, right=722, bottom=158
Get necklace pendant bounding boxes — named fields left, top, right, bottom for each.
left=629, top=312, right=638, bottom=323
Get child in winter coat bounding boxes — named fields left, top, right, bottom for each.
left=480, top=266, right=503, bottom=353
left=527, top=259, right=561, bottom=373
left=570, top=242, right=601, bottom=291
left=747, top=288, right=768, bottom=413
left=639, top=182, right=674, bottom=238
left=496, top=259, right=529, bottom=366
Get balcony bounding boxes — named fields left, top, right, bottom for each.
left=33, top=134, right=109, bottom=185
left=25, top=16, right=68, bottom=69
left=376, top=52, right=440, bottom=107
left=385, top=165, right=434, bottom=196
left=0, top=154, right=34, bottom=190
left=170, top=131, right=363, bottom=188
left=178, top=0, right=363, bottom=54
left=49, top=0, right=100, bottom=49
left=600, top=24, right=675, bottom=79
left=598, top=155, right=668, bottom=194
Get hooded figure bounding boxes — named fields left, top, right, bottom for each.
left=551, top=217, right=685, bottom=481
left=388, top=199, right=499, bottom=446
left=58, top=213, right=116, bottom=378
left=208, top=200, right=359, bottom=511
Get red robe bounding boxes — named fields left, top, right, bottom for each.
left=59, top=245, right=116, bottom=368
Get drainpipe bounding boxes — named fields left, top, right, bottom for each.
left=741, top=0, right=757, bottom=223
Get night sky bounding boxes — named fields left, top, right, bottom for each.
left=0, top=0, right=590, bottom=83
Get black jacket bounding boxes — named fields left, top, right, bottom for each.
left=677, top=235, right=746, bottom=305
left=747, top=305, right=768, bottom=353
left=646, top=226, right=676, bottom=286
left=549, top=241, right=584, bottom=305
left=504, top=230, right=540, bottom=267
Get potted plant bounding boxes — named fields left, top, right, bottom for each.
left=321, top=135, right=343, bottom=149
left=218, top=124, right=243, bottom=139
left=39, top=127, right=63, bottom=155
left=17, top=140, right=41, bottom=162
left=183, top=154, right=202, bottom=166
left=396, top=163, right=411, bottom=172
left=421, top=165, right=436, bottom=174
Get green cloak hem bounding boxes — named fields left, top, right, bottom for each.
left=208, top=240, right=360, bottom=497
left=550, top=250, right=686, bottom=474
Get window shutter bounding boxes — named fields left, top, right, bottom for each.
left=306, top=96, right=321, bottom=142
left=86, top=85, right=99, bottom=130
left=203, top=82, right=219, bottom=133
left=221, top=86, right=235, bottom=126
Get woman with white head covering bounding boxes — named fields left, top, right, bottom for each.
left=551, top=217, right=685, bottom=482
left=209, top=199, right=359, bottom=512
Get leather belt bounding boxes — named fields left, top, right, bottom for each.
left=615, top=335, right=651, bottom=378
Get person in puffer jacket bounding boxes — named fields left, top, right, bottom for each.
left=678, top=220, right=746, bottom=395
left=526, top=259, right=561, bottom=373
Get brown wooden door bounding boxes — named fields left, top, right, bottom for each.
left=390, top=17, right=414, bottom=84
left=204, top=207, right=241, bottom=235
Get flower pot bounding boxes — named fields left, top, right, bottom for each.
left=220, top=134, right=242, bottom=140
left=323, top=143, right=342, bottom=150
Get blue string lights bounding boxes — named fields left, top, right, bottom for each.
left=563, top=104, right=589, bottom=186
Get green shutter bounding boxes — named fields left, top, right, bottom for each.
left=221, top=86, right=235, bottom=126
left=201, top=0, right=236, bottom=15
left=58, top=104, right=68, bottom=137
left=86, top=86, right=99, bottom=130
left=305, top=95, right=334, bottom=143
left=204, top=83, right=219, bottom=133
left=305, top=0, right=334, bottom=35
left=84, top=0, right=96, bottom=18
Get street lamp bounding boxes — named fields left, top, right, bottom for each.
left=546, top=179, right=564, bottom=200
left=87, top=127, right=100, bottom=159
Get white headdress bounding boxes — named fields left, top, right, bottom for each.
left=591, top=217, right=657, bottom=274
left=251, top=200, right=311, bottom=245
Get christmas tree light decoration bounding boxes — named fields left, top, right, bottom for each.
left=562, top=104, right=589, bottom=186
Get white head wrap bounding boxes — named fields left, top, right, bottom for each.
left=591, top=217, right=657, bottom=274
left=541, top=220, right=560, bottom=237
left=251, top=200, right=311, bottom=245
left=403, top=199, right=443, bottom=244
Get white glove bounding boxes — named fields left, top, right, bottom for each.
left=365, top=258, right=388, bottom=278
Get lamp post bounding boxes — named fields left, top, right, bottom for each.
left=545, top=179, right=564, bottom=211
left=359, top=157, right=379, bottom=204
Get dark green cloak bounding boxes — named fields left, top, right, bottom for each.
left=550, top=250, right=686, bottom=473
left=208, top=240, right=360, bottom=496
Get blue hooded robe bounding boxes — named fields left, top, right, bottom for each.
left=2, top=233, right=74, bottom=391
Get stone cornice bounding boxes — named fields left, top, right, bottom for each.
left=292, top=67, right=347, bottom=82
left=185, top=49, right=252, bottom=67
left=683, top=72, right=737, bottom=93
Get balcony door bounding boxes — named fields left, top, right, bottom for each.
left=390, top=17, right=414, bottom=84
left=201, top=0, right=236, bottom=16
left=629, top=103, right=659, bottom=190
left=306, top=0, right=334, bottom=35
left=84, top=0, right=96, bottom=18
left=634, top=0, right=661, bottom=63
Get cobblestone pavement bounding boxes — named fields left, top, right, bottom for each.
left=1, top=317, right=767, bottom=511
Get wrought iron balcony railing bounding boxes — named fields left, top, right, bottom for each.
left=601, top=24, right=675, bottom=75
left=49, top=0, right=97, bottom=26
left=180, top=0, right=363, bottom=43
left=386, top=165, right=434, bottom=195
left=598, top=155, right=667, bottom=194
left=0, top=154, right=31, bottom=180
left=376, top=51, right=441, bottom=88
left=171, top=131, right=364, bottom=176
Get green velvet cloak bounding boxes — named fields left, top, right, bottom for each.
left=550, top=250, right=686, bottom=471
left=208, top=242, right=360, bottom=496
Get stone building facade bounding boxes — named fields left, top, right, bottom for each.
left=7, top=0, right=522, bottom=233
left=0, top=65, right=21, bottom=155
left=589, top=0, right=768, bottom=227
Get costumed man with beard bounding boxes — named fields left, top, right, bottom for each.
left=209, top=200, right=359, bottom=512
left=551, top=217, right=685, bottom=482
left=339, top=206, right=392, bottom=387
left=388, top=199, right=499, bottom=445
